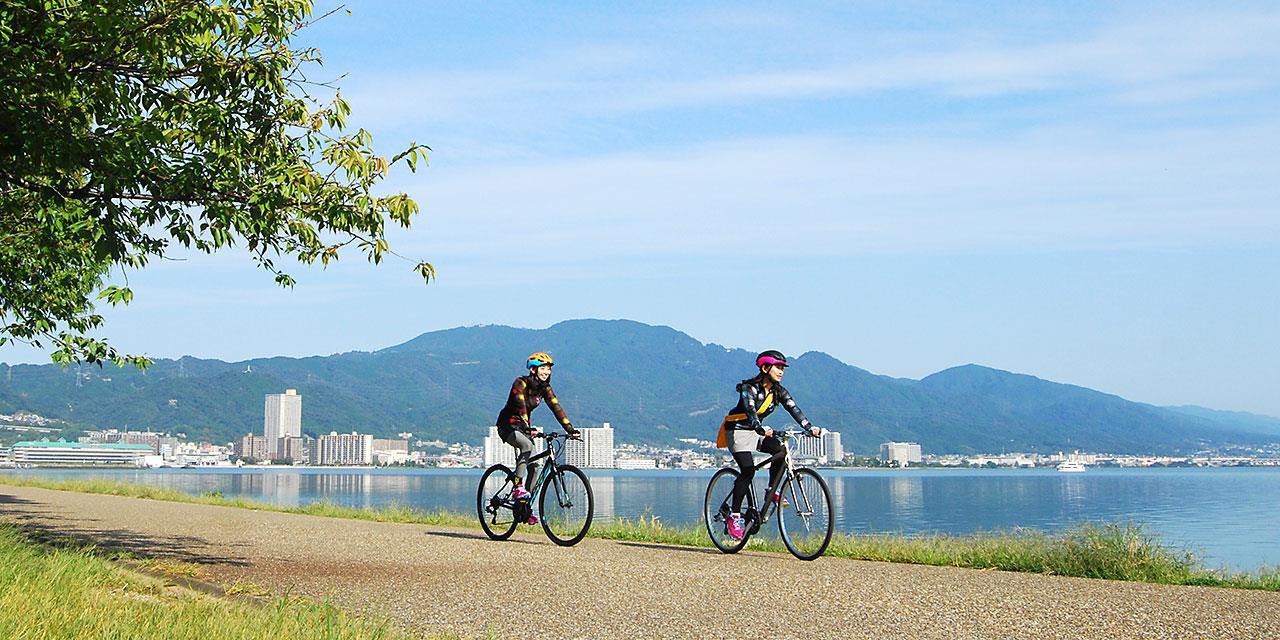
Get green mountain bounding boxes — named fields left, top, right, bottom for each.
left=0, top=319, right=1273, bottom=454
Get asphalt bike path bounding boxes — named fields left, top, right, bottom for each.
left=3, top=485, right=1277, bottom=639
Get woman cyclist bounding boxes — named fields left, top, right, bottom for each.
left=495, top=352, right=580, bottom=524
left=717, top=350, right=821, bottom=540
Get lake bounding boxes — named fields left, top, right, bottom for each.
left=6, top=466, right=1278, bottom=571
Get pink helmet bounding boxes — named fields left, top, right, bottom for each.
left=756, top=350, right=788, bottom=368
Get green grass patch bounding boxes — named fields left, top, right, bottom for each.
left=0, top=522, right=411, bottom=640
left=3, top=475, right=1277, bottom=591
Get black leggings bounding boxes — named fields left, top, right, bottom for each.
left=731, top=436, right=786, bottom=512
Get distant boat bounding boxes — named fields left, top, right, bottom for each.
left=1057, top=460, right=1087, bottom=473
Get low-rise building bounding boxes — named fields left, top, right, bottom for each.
left=880, top=442, right=923, bottom=467
left=11, top=440, right=153, bottom=466
left=235, top=434, right=269, bottom=462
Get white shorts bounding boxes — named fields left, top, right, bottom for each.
left=727, top=429, right=762, bottom=453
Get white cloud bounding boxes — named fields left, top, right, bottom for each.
left=383, top=121, right=1280, bottom=270
left=343, top=8, right=1280, bottom=128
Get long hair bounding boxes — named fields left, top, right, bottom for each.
left=736, top=370, right=771, bottom=393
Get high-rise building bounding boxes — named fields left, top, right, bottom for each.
left=264, top=389, right=302, bottom=458
left=822, top=430, right=843, bottom=463
left=315, top=432, right=372, bottom=466
left=880, top=442, right=922, bottom=467
left=559, top=423, right=615, bottom=469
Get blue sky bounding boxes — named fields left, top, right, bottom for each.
left=5, top=2, right=1279, bottom=415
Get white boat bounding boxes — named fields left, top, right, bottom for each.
left=1057, top=460, right=1087, bottom=473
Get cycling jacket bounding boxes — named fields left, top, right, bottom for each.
left=495, top=374, right=573, bottom=431
left=719, top=377, right=813, bottom=441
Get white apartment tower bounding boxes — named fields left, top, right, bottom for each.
left=789, top=430, right=845, bottom=464
left=264, top=389, right=302, bottom=452
left=315, top=431, right=373, bottom=466
left=559, top=423, right=615, bottom=469
left=822, top=430, right=844, bottom=463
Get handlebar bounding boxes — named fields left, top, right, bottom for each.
left=768, top=426, right=825, bottom=439
left=533, top=431, right=583, bottom=441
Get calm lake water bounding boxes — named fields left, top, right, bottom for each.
left=6, top=466, right=1279, bottom=571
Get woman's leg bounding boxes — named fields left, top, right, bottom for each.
left=758, top=436, right=786, bottom=493
left=499, top=428, right=535, bottom=483
left=731, top=450, right=755, bottom=512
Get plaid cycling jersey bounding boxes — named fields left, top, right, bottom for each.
left=721, top=378, right=812, bottom=435
left=495, top=374, right=573, bottom=431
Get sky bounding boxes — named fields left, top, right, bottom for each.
left=5, top=1, right=1279, bottom=415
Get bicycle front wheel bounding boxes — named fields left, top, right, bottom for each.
left=540, top=464, right=594, bottom=546
left=704, top=467, right=750, bottom=553
left=777, top=468, right=833, bottom=560
left=477, top=464, right=519, bottom=541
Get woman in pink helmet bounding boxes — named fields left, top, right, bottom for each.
left=717, top=350, right=821, bottom=540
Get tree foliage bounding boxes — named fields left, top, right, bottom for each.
left=0, top=0, right=431, bottom=367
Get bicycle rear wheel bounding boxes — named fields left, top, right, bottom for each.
left=477, top=464, right=519, bottom=540
left=540, top=464, right=594, bottom=546
left=777, top=468, right=833, bottom=560
left=704, top=467, right=750, bottom=553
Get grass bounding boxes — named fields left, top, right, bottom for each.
left=3, top=475, right=1278, bottom=592
left=0, top=523, right=413, bottom=640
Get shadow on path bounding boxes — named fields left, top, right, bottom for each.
left=617, top=541, right=719, bottom=555
left=424, top=530, right=543, bottom=546
left=0, top=492, right=40, bottom=506
left=1, top=509, right=249, bottom=567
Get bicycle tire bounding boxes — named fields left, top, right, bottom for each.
left=477, top=464, right=519, bottom=541
left=704, top=467, right=750, bottom=553
left=539, top=464, right=594, bottom=546
left=777, top=467, right=834, bottom=560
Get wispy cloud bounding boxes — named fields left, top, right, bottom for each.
left=384, top=121, right=1280, bottom=271
left=344, top=8, right=1280, bottom=129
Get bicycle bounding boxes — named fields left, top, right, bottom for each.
left=703, top=427, right=835, bottom=560
left=477, top=431, right=595, bottom=546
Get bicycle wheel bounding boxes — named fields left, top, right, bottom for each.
left=777, top=468, right=833, bottom=560
left=477, top=464, right=519, bottom=540
left=704, top=467, right=750, bottom=553
left=539, top=464, right=594, bottom=546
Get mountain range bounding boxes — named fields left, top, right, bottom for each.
left=2, top=319, right=1277, bottom=454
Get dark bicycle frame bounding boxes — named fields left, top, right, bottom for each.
left=487, top=432, right=576, bottom=518
left=520, top=432, right=569, bottom=505
left=727, top=429, right=820, bottom=533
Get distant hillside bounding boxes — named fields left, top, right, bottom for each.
left=1, top=319, right=1274, bottom=454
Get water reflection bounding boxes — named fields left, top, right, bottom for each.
left=591, top=475, right=615, bottom=522
left=888, top=476, right=922, bottom=516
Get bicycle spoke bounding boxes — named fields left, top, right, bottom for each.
left=704, top=468, right=750, bottom=553
left=540, top=465, right=594, bottom=546
left=477, top=465, right=519, bottom=541
left=777, top=468, right=833, bottom=560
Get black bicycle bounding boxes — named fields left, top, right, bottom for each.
left=703, top=428, right=835, bottom=560
left=477, top=432, right=595, bottom=546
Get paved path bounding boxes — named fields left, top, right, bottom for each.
left=2, top=485, right=1278, bottom=639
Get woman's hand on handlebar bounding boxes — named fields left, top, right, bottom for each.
left=529, top=427, right=541, bottom=438
left=808, top=426, right=822, bottom=438
left=762, top=426, right=774, bottom=438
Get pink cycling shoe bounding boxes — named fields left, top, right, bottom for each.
left=726, top=513, right=746, bottom=541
